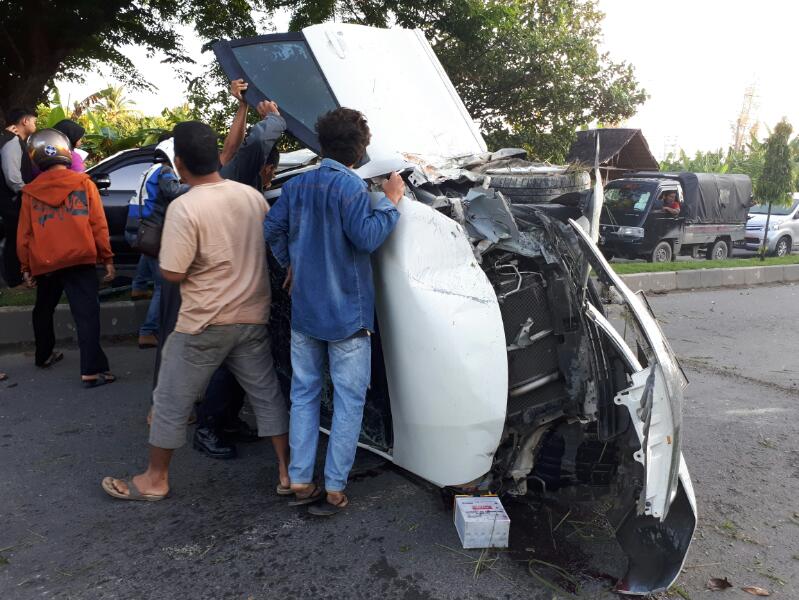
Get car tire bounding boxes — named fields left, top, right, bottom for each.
left=773, top=236, right=791, bottom=257
left=488, top=171, right=591, bottom=204
left=650, top=241, right=673, bottom=263
left=707, top=239, right=729, bottom=260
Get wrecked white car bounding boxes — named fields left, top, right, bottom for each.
left=213, top=24, right=696, bottom=595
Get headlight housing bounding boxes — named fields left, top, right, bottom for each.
left=618, top=226, right=645, bottom=238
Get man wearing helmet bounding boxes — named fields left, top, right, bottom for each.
left=16, top=128, right=116, bottom=385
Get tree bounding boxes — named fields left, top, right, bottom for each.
left=276, top=0, right=646, bottom=161
left=0, top=0, right=264, bottom=121
left=3, top=0, right=645, bottom=162
left=755, top=118, right=794, bottom=260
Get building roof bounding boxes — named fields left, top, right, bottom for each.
left=566, top=128, right=659, bottom=174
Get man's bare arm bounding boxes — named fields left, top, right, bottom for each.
left=161, top=268, right=187, bottom=283
left=219, top=79, right=249, bottom=167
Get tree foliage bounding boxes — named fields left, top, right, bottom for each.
left=2, top=0, right=645, bottom=163
left=756, top=118, right=794, bottom=207
left=276, top=0, right=646, bottom=161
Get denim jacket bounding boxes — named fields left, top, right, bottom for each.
left=263, top=158, right=400, bottom=341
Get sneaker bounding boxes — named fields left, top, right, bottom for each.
left=138, top=334, right=158, bottom=349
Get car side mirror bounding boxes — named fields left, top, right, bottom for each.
left=92, top=173, right=111, bottom=195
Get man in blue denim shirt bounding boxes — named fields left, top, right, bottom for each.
left=264, top=107, right=404, bottom=515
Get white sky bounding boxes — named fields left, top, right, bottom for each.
left=57, top=2, right=799, bottom=159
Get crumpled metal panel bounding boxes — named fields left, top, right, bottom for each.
left=372, top=199, right=508, bottom=486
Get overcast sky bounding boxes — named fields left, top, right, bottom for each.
left=57, top=2, right=798, bottom=159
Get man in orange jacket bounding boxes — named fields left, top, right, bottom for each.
left=17, top=128, right=116, bottom=387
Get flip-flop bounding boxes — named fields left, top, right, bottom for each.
left=82, top=372, right=116, bottom=389
left=308, top=495, right=349, bottom=517
left=37, top=351, right=64, bottom=369
left=288, top=483, right=323, bottom=506
left=276, top=483, right=293, bottom=496
left=101, top=477, right=168, bottom=502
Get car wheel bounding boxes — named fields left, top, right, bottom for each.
left=773, top=236, right=791, bottom=257
left=650, top=241, right=673, bottom=263
left=488, top=171, right=591, bottom=204
left=707, top=239, right=729, bottom=260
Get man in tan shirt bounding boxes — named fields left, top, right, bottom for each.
left=102, top=121, right=289, bottom=501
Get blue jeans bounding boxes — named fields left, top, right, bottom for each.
left=136, top=255, right=161, bottom=336
left=288, top=329, right=371, bottom=492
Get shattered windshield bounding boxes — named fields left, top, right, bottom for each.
left=231, top=40, right=338, bottom=133
left=604, top=182, right=655, bottom=213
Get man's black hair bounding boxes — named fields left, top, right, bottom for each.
left=173, top=121, right=219, bottom=176
left=6, top=107, right=36, bottom=125
left=316, top=108, right=370, bottom=166
left=266, top=144, right=280, bottom=169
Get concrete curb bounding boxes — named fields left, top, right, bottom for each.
left=0, top=301, right=149, bottom=348
left=619, top=265, right=797, bottom=293
left=0, top=264, right=796, bottom=347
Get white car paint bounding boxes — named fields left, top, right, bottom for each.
left=372, top=198, right=508, bottom=487
left=303, top=23, right=487, bottom=162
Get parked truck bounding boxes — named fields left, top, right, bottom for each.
left=598, top=172, right=753, bottom=262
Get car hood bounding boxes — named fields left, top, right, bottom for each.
left=747, top=213, right=788, bottom=226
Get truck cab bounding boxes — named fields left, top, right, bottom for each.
left=600, top=178, right=685, bottom=262
left=599, top=172, right=752, bottom=262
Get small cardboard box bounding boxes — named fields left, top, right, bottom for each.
left=453, top=495, right=510, bottom=549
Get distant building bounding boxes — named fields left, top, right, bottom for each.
left=566, top=128, right=659, bottom=181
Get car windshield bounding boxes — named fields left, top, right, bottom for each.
left=750, top=200, right=798, bottom=215
left=604, top=182, right=656, bottom=212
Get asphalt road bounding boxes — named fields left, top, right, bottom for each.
left=0, top=283, right=797, bottom=599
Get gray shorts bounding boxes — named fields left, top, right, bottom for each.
left=149, top=323, right=288, bottom=449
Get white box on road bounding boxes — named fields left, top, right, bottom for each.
left=453, top=496, right=510, bottom=549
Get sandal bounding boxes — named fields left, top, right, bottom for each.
left=82, top=372, right=116, bottom=389
left=276, top=483, right=293, bottom=496
left=308, top=494, right=349, bottom=517
left=37, top=351, right=64, bottom=369
left=288, top=483, right=323, bottom=506
left=101, top=477, right=168, bottom=502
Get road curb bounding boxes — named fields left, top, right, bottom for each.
left=619, top=265, right=796, bottom=293
left=0, top=301, right=149, bottom=349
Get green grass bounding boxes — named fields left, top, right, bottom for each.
left=0, top=286, right=131, bottom=308
left=611, top=254, right=799, bottom=275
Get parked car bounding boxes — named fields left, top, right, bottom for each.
left=740, top=197, right=799, bottom=256
left=86, top=146, right=156, bottom=265
left=214, top=23, right=696, bottom=595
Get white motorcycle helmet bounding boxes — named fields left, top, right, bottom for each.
left=154, top=137, right=179, bottom=179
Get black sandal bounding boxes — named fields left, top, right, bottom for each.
left=308, top=494, right=349, bottom=517
left=36, top=351, right=64, bottom=369
left=82, top=372, right=116, bottom=389
left=287, top=483, right=323, bottom=507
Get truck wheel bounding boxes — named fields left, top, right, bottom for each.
left=773, top=236, right=791, bottom=257
left=651, top=241, right=673, bottom=263
left=707, top=239, right=729, bottom=260
left=488, top=171, right=591, bottom=204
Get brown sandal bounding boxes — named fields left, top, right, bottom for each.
left=288, top=483, right=322, bottom=506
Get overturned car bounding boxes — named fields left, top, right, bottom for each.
left=213, top=24, right=696, bottom=595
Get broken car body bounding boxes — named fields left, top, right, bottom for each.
left=213, top=23, right=697, bottom=595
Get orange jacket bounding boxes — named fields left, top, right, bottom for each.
left=17, top=169, right=113, bottom=277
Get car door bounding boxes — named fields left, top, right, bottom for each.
left=89, top=150, right=154, bottom=264
left=790, top=201, right=799, bottom=249
left=212, top=23, right=486, bottom=162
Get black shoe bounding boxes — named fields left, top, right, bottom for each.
left=222, top=418, right=260, bottom=443
left=193, top=427, right=237, bottom=460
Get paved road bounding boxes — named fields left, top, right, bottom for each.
left=1, top=284, right=797, bottom=599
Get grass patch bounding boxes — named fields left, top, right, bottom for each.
left=611, top=254, right=799, bottom=274
left=0, top=286, right=131, bottom=308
